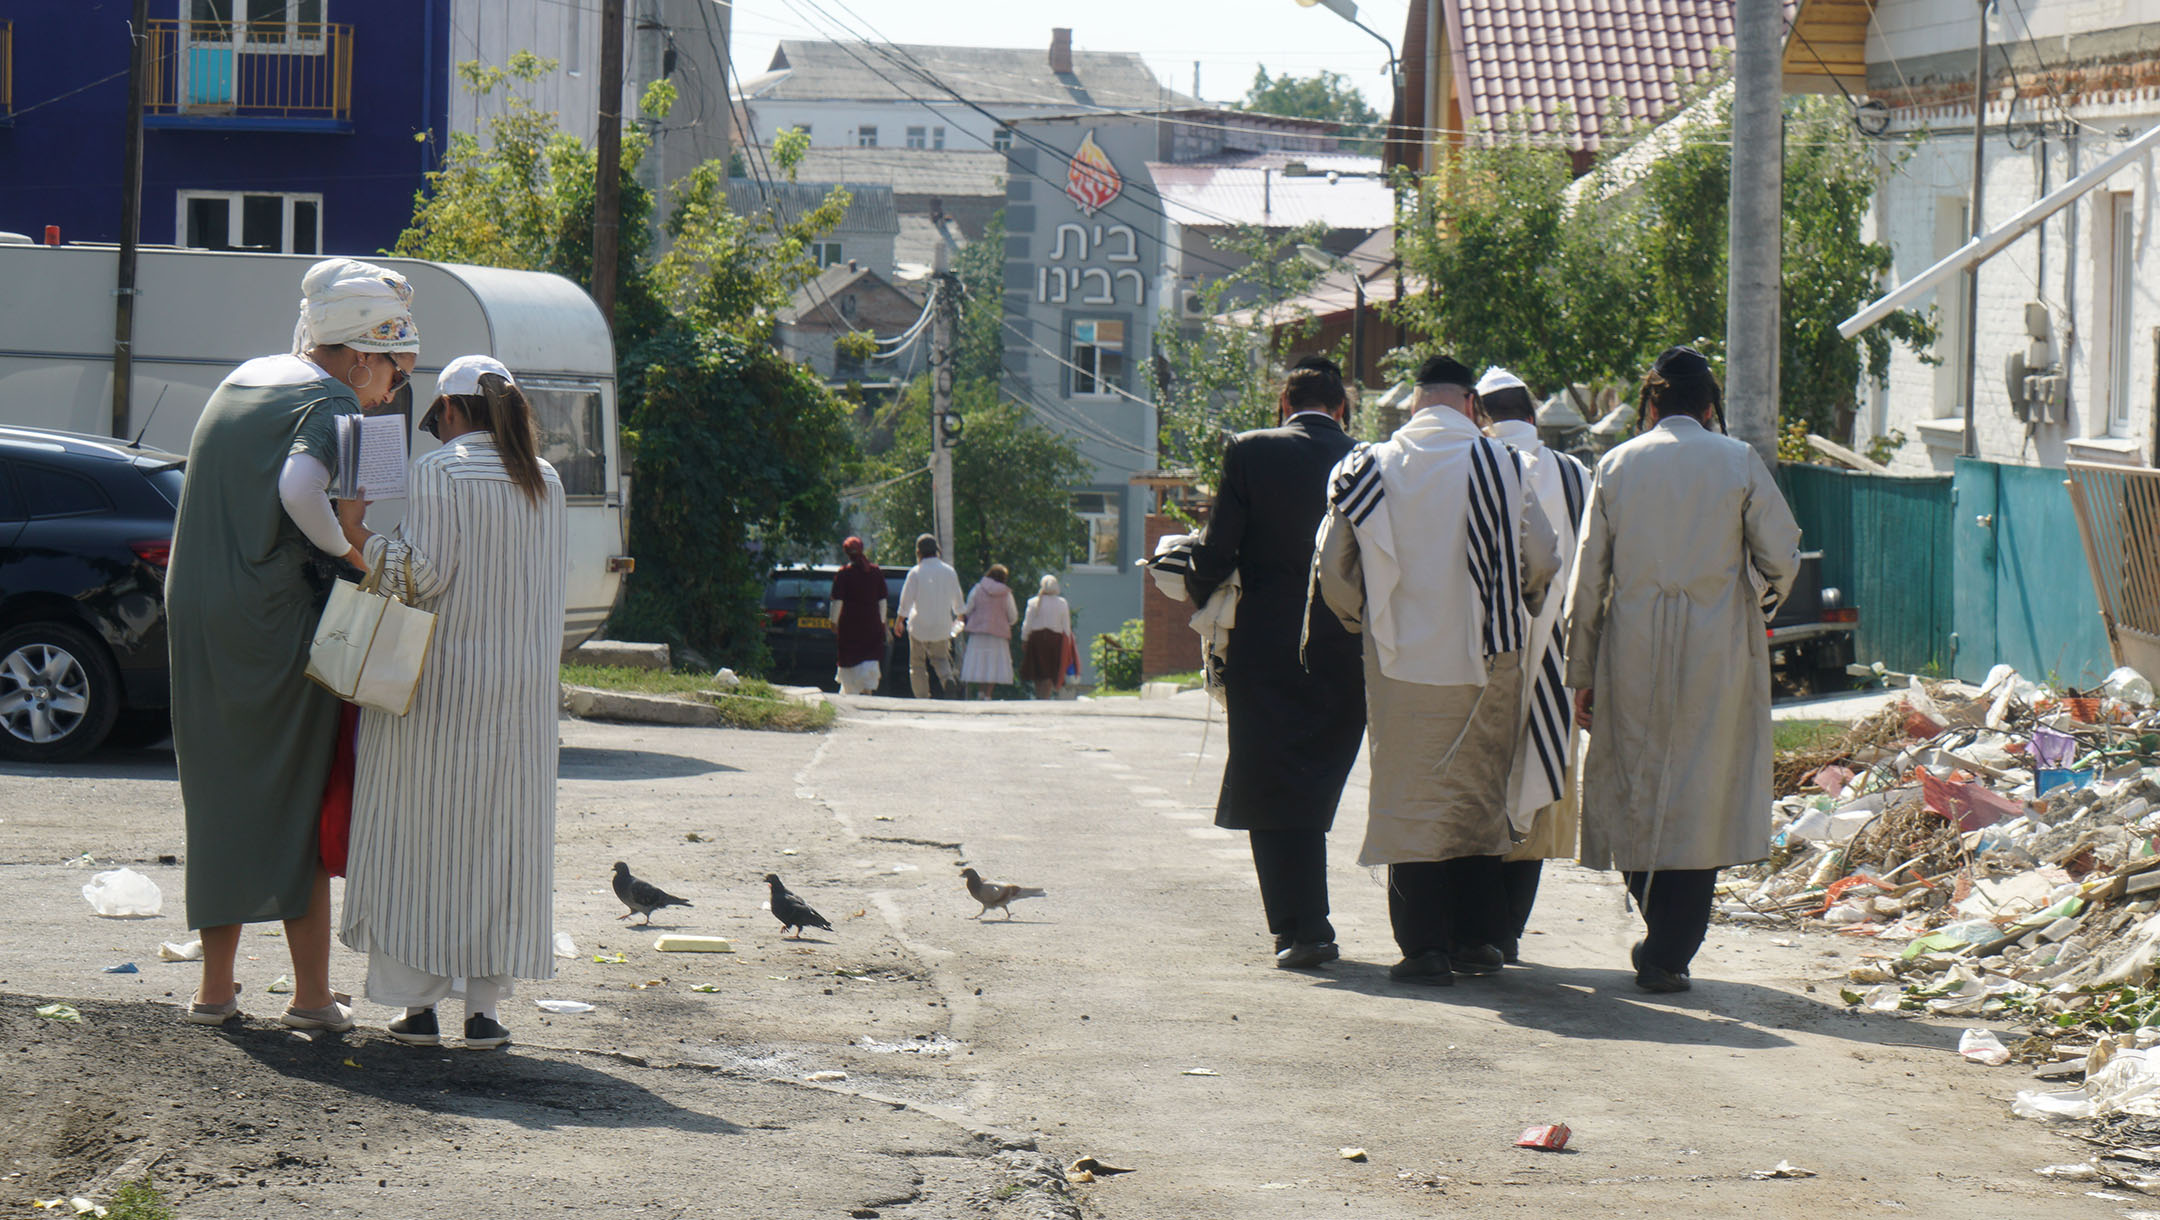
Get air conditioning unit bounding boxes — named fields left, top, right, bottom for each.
left=1178, top=284, right=1207, bottom=321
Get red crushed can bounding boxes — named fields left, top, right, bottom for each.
left=1516, top=1123, right=1570, bottom=1151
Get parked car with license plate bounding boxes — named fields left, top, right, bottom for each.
left=0, top=426, right=183, bottom=761
left=763, top=564, right=915, bottom=694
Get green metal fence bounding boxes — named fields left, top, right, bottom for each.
left=1775, top=464, right=1955, bottom=676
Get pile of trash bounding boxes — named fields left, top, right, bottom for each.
left=1735, top=665, right=2160, bottom=1123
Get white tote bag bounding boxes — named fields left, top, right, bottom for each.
left=305, top=552, right=436, bottom=715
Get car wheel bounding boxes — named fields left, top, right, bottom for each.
left=0, top=622, right=122, bottom=763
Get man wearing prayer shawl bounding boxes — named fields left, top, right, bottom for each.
left=1564, top=346, right=1802, bottom=992
left=1314, top=354, right=1561, bottom=986
left=1476, top=366, right=1593, bottom=965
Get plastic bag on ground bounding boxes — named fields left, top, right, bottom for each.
left=81, top=868, right=161, bottom=918
left=534, top=999, right=595, bottom=1014
left=1959, top=1028, right=2012, bottom=1065
left=2104, top=666, right=2155, bottom=705
left=553, top=931, right=577, bottom=960
left=2015, top=1049, right=2160, bottom=1121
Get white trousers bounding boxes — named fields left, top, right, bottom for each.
left=367, top=947, right=515, bottom=1014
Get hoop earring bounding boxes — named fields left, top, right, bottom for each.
left=349, top=360, right=376, bottom=391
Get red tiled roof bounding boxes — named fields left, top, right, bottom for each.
left=1445, top=1, right=1793, bottom=150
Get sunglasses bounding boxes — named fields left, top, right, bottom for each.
left=383, top=357, right=413, bottom=393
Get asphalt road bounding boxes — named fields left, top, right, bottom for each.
left=0, top=693, right=2120, bottom=1218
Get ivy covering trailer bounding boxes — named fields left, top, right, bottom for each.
left=0, top=241, right=630, bottom=648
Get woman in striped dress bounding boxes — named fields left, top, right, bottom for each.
left=336, top=355, right=567, bottom=1050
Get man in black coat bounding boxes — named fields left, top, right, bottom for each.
left=1186, top=360, right=1368, bottom=970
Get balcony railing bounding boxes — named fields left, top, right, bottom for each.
left=1, top=21, right=14, bottom=122
left=145, top=19, right=352, bottom=130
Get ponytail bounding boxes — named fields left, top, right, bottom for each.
left=449, top=373, right=548, bottom=504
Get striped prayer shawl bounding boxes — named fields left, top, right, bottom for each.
left=1465, top=439, right=1528, bottom=659
left=1331, top=444, right=1385, bottom=527
left=1519, top=453, right=1589, bottom=811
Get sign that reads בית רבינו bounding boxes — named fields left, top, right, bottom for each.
left=1038, top=129, right=1144, bottom=308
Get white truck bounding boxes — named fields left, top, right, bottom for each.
left=0, top=240, right=630, bottom=647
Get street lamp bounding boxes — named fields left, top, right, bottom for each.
left=1298, top=242, right=1365, bottom=391
left=1294, top=0, right=1401, bottom=86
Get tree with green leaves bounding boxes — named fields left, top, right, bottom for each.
left=1389, top=87, right=1934, bottom=444
left=1240, top=67, right=1383, bottom=155
left=394, top=54, right=861, bottom=670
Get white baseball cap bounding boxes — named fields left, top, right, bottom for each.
left=434, top=354, right=515, bottom=397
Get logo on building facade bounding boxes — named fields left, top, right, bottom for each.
left=1064, top=130, right=1123, bottom=216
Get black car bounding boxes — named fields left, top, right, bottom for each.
left=1770, top=550, right=1859, bottom=695
left=763, top=564, right=917, bottom=695
left=0, top=426, right=184, bottom=761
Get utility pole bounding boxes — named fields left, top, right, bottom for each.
left=1962, top=0, right=1990, bottom=458
left=930, top=242, right=960, bottom=563
left=111, top=0, right=148, bottom=439
left=593, top=0, right=626, bottom=327
left=1725, top=0, right=1783, bottom=466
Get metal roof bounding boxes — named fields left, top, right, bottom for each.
left=740, top=39, right=1196, bottom=110
left=772, top=147, right=1008, bottom=198
left=723, top=179, right=900, bottom=235
left=1147, top=153, right=1394, bottom=229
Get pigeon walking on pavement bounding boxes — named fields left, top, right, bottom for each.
left=960, top=867, right=1045, bottom=920
left=613, top=861, right=692, bottom=925
left=764, top=873, right=834, bottom=939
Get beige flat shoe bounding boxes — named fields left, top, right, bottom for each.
left=280, top=999, right=355, bottom=1032
left=182, top=982, right=242, bottom=1026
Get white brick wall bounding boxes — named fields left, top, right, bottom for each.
left=1866, top=101, right=2160, bottom=472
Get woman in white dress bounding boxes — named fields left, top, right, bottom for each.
left=1018, top=574, right=1073, bottom=699
left=336, top=355, right=567, bottom=1051
left=958, top=563, right=1019, bottom=699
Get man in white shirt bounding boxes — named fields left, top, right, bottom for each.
left=897, top=533, right=965, bottom=699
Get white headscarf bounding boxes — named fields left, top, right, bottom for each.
left=292, top=258, right=420, bottom=355
left=1039, top=574, right=1061, bottom=596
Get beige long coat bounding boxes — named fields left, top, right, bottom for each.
left=1564, top=416, right=1801, bottom=872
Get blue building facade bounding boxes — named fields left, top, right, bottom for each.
left=0, top=2, right=451, bottom=257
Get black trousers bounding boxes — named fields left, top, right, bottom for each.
left=1500, top=859, right=1543, bottom=943
left=1387, top=856, right=1506, bottom=957
left=1625, top=868, right=1719, bottom=974
left=1249, top=828, right=1333, bottom=946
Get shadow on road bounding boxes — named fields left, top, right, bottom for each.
left=222, top=1022, right=747, bottom=1134
left=0, top=746, right=177, bottom=781
left=1304, top=959, right=1945, bottom=1053
left=559, top=746, right=739, bottom=780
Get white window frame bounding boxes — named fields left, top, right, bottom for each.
left=176, top=190, right=323, bottom=253
left=1071, top=491, right=1119, bottom=571
left=1069, top=317, right=1127, bottom=398
left=811, top=241, right=844, bottom=268
left=992, top=127, right=1014, bottom=152
left=905, top=125, right=927, bottom=149
left=933, top=126, right=946, bottom=150
left=187, top=0, right=328, bottom=54
left=2109, top=191, right=2139, bottom=438
left=857, top=125, right=878, bottom=148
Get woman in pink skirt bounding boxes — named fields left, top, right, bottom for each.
left=958, top=564, right=1019, bottom=699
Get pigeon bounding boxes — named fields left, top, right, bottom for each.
left=764, top=873, right=833, bottom=939
left=612, top=861, right=692, bottom=925
left=960, top=867, right=1045, bottom=920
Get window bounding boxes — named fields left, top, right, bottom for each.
left=178, top=191, right=321, bottom=253
left=1931, top=198, right=1971, bottom=422
left=17, top=465, right=110, bottom=518
left=906, top=125, right=927, bottom=149
left=1071, top=492, right=1119, bottom=568
left=992, top=127, right=1014, bottom=152
left=933, top=126, right=946, bottom=150
left=189, top=0, right=325, bottom=50
left=523, top=384, right=607, bottom=498
left=2109, top=192, right=2138, bottom=436
left=1069, top=319, right=1126, bottom=397
left=857, top=125, right=878, bottom=148
left=811, top=241, right=843, bottom=268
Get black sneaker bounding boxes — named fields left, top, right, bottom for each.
left=1448, top=943, right=1506, bottom=976
left=387, top=1008, right=441, bottom=1046
left=1275, top=941, right=1340, bottom=970
left=464, top=1013, right=511, bottom=1050
left=1387, top=950, right=1454, bottom=985
left=1631, top=941, right=1691, bottom=994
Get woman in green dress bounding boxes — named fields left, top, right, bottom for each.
left=165, top=257, right=419, bottom=1031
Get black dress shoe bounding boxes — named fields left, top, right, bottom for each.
left=1632, top=941, right=1692, bottom=993
left=1448, top=943, right=1506, bottom=975
left=387, top=1007, right=441, bottom=1046
left=1497, top=937, right=1522, bottom=965
left=1387, top=950, right=1454, bottom=985
left=464, top=1013, right=512, bottom=1050
left=1275, top=941, right=1340, bottom=970
left=1273, top=933, right=1295, bottom=955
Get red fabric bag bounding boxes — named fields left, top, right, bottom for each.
left=1060, top=630, right=1080, bottom=679
left=318, top=703, right=359, bottom=877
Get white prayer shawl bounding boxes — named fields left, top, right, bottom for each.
left=1327, top=407, right=1529, bottom=688
left=1489, top=420, right=1590, bottom=830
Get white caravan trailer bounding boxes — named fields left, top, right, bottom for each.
left=0, top=242, right=629, bottom=647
